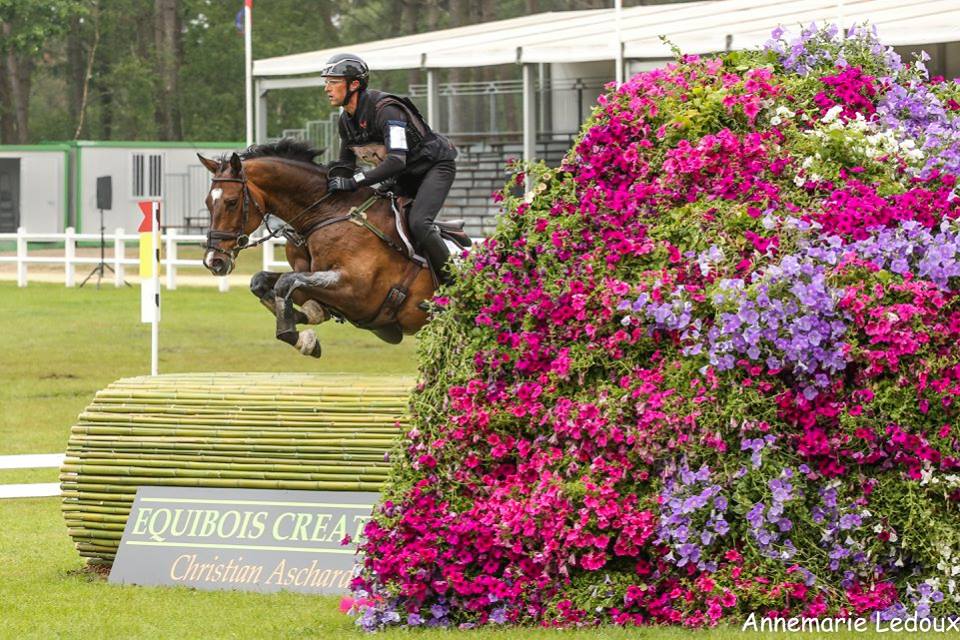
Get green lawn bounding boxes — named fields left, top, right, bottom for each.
left=0, top=281, right=417, bottom=455
left=1, top=282, right=958, bottom=638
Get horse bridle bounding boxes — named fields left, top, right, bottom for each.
left=205, top=169, right=335, bottom=259
left=206, top=171, right=267, bottom=257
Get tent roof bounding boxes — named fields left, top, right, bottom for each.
left=253, top=0, right=960, bottom=77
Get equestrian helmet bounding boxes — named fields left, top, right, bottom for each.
left=321, top=53, right=369, bottom=90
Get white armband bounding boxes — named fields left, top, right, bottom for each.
left=386, top=122, right=408, bottom=152
left=353, top=171, right=366, bottom=183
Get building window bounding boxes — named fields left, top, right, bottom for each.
left=132, top=153, right=163, bottom=198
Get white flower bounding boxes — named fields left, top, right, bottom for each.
left=822, top=105, right=844, bottom=123
left=775, top=105, right=795, bottom=118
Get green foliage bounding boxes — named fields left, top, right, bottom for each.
left=0, top=0, right=85, bottom=55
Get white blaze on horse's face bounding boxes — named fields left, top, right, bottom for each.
left=210, top=188, right=223, bottom=203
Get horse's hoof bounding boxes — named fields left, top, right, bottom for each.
left=295, top=330, right=322, bottom=358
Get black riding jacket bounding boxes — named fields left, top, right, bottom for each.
left=337, top=89, right=457, bottom=187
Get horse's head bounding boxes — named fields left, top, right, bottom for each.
left=198, top=152, right=266, bottom=276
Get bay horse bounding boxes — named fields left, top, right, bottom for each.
left=198, top=141, right=470, bottom=358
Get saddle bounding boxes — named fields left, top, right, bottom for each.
left=298, top=167, right=471, bottom=328
left=386, top=194, right=473, bottom=263
left=325, top=165, right=472, bottom=259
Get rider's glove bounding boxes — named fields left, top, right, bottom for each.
left=327, top=175, right=359, bottom=193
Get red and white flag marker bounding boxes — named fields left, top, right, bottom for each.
left=138, top=201, right=161, bottom=375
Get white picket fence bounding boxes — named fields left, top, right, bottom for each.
left=0, top=227, right=289, bottom=291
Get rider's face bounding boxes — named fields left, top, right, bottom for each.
left=325, top=78, right=359, bottom=107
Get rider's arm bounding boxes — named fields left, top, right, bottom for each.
left=353, top=105, right=408, bottom=186
left=338, top=145, right=357, bottom=166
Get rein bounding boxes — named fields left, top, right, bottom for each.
left=208, top=168, right=418, bottom=264
left=206, top=170, right=335, bottom=257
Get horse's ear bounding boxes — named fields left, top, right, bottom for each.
left=197, top=154, right=220, bottom=174
left=229, top=152, right=243, bottom=176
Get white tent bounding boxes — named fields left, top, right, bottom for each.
left=252, top=0, right=960, bottom=160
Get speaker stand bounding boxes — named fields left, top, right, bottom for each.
left=80, top=207, right=131, bottom=289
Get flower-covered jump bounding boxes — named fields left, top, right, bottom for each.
left=349, top=23, right=960, bottom=629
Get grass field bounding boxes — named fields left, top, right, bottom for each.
left=0, top=282, right=956, bottom=638
left=0, top=281, right=417, bottom=454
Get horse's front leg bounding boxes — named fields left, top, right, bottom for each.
left=273, top=270, right=342, bottom=357
left=251, top=270, right=328, bottom=325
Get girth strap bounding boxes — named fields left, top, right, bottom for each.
left=354, top=260, right=423, bottom=329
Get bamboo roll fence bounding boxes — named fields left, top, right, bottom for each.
left=61, top=372, right=412, bottom=566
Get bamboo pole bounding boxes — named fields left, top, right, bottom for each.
left=62, top=372, right=411, bottom=564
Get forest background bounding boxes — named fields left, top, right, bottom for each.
left=0, top=0, right=677, bottom=145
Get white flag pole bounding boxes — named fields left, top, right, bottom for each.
left=614, top=0, right=624, bottom=86
left=244, top=0, right=254, bottom=147
left=151, top=202, right=160, bottom=376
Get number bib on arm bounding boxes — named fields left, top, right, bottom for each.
left=387, top=121, right=409, bottom=153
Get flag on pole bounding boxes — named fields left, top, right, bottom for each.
left=138, top=201, right=160, bottom=324
left=138, top=201, right=161, bottom=376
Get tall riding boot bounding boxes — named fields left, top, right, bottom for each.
left=418, top=227, right=454, bottom=286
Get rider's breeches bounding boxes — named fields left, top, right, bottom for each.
left=407, top=160, right=456, bottom=248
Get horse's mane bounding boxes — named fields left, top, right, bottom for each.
left=238, top=138, right=324, bottom=166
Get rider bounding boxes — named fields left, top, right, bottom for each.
left=321, top=53, right=458, bottom=285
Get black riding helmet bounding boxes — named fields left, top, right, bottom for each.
left=321, top=53, right=369, bottom=105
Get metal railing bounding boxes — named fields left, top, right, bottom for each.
left=267, top=113, right=342, bottom=165
left=408, top=76, right=608, bottom=138
left=0, top=227, right=290, bottom=291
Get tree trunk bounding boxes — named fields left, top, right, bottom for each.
left=74, top=5, right=101, bottom=139
left=0, top=21, right=32, bottom=144
left=67, top=16, right=85, bottom=127
left=317, top=2, right=338, bottom=43
left=94, top=45, right=113, bottom=139
left=526, top=0, right=539, bottom=13
left=425, top=0, right=439, bottom=30
left=0, top=24, right=11, bottom=144
left=154, top=0, right=182, bottom=140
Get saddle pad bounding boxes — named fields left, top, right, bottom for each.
left=389, top=197, right=427, bottom=264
